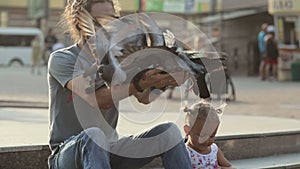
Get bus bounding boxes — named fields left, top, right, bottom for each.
left=0, top=27, right=44, bottom=66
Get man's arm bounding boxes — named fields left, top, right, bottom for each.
left=66, top=68, right=188, bottom=108
left=66, top=75, right=140, bottom=108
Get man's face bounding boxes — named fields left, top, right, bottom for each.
left=90, top=2, right=117, bottom=26
left=90, top=2, right=115, bottom=17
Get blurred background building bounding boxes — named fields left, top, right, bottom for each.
left=268, top=0, right=300, bottom=81
left=0, top=0, right=63, bottom=29
left=0, top=0, right=278, bottom=76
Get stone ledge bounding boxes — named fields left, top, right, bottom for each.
left=0, top=100, right=48, bottom=108
left=0, top=145, right=49, bottom=169
left=217, top=130, right=300, bottom=160
left=231, top=153, right=300, bottom=169
left=0, top=145, right=47, bottom=153
left=0, top=130, right=299, bottom=169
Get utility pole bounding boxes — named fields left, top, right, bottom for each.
left=209, top=0, right=217, bottom=39
left=28, top=0, right=49, bottom=29
left=138, top=0, right=143, bottom=12
left=44, top=0, right=49, bottom=30
left=210, top=0, right=217, bottom=15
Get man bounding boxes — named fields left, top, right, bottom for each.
left=258, top=23, right=268, bottom=80
left=47, top=0, right=192, bottom=169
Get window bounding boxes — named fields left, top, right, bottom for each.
left=0, top=35, right=35, bottom=47
left=277, top=16, right=299, bottom=46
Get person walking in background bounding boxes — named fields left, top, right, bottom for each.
left=44, top=28, right=58, bottom=65
left=167, top=86, right=175, bottom=99
left=183, top=101, right=235, bottom=169
left=264, top=25, right=279, bottom=81
left=45, top=28, right=58, bottom=49
left=31, top=35, right=42, bottom=75
left=258, top=23, right=268, bottom=80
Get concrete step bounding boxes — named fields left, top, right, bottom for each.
left=231, top=153, right=300, bottom=169
left=144, top=153, right=300, bottom=169
left=0, top=146, right=299, bottom=169
left=1, top=129, right=300, bottom=169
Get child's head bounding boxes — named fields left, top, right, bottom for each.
left=183, top=101, right=221, bottom=150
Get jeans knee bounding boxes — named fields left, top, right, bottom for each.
left=149, top=122, right=183, bottom=148
left=85, top=127, right=105, bottom=137
left=157, top=122, right=181, bottom=137
left=81, top=127, right=109, bottom=150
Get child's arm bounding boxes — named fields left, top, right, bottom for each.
left=217, top=148, right=236, bottom=169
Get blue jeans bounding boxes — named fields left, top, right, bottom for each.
left=48, top=122, right=192, bottom=169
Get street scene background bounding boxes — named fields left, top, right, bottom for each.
left=0, top=1, right=300, bottom=168
left=0, top=66, right=299, bottom=147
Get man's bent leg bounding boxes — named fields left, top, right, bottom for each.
left=110, top=122, right=191, bottom=169
left=49, top=127, right=111, bottom=169
left=161, top=138, right=191, bottom=169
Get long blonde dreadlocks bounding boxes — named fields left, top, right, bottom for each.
left=60, top=0, right=120, bottom=43
left=59, top=0, right=122, bottom=81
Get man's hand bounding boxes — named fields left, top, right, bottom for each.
left=138, top=68, right=189, bottom=90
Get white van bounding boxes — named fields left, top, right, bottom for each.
left=0, top=27, right=44, bottom=66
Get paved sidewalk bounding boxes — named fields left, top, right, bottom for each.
left=1, top=107, right=300, bottom=147
left=1, top=67, right=300, bottom=169
left=0, top=67, right=300, bottom=147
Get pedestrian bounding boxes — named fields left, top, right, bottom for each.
left=31, top=35, right=42, bottom=75
left=264, top=25, right=279, bottom=81
left=167, top=86, right=175, bottom=99
left=258, top=23, right=268, bottom=80
left=44, top=28, right=58, bottom=65
left=47, top=0, right=192, bottom=169
left=183, top=101, right=235, bottom=169
left=45, top=28, right=58, bottom=51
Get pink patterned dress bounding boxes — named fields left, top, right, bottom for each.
left=186, top=143, right=219, bottom=169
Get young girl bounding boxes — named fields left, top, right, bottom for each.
left=183, top=101, right=235, bottom=169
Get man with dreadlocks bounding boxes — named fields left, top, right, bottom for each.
left=47, top=0, right=192, bottom=169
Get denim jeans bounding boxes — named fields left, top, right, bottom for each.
left=48, top=122, right=192, bottom=169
